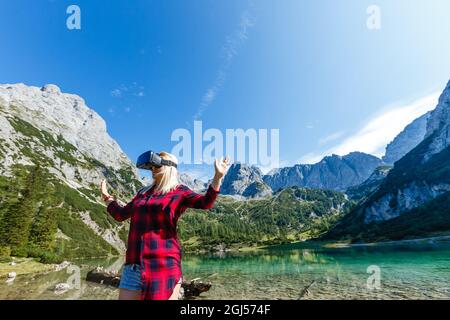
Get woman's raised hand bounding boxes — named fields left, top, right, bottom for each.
left=214, top=156, right=230, bottom=179
left=100, top=179, right=113, bottom=202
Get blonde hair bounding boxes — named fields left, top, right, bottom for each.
left=151, top=151, right=179, bottom=194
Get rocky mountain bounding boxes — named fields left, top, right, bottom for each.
left=178, top=186, right=350, bottom=250
left=0, top=84, right=136, bottom=174
left=139, top=172, right=207, bottom=193
left=221, top=163, right=272, bottom=198
left=345, top=166, right=392, bottom=201
left=0, top=83, right=143, bottom=261
left=326, top=80, right=450, bottom=242
left=241, top=181, right=273, bottom=198
left=263, top=152, right=383, bottom=192
left=178, top=172, right=207, bottom=192
left=382, top=111, right=431, bottom=164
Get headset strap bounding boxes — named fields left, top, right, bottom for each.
left=160, top=159, right=177, bottom=168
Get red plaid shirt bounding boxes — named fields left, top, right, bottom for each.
left=107, top=184, right=219, bottom=300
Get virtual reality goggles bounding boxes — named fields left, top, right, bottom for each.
left=136, top=151, right=177, bottom=170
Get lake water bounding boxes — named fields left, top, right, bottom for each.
left=1, top=241, right=450, bottom=300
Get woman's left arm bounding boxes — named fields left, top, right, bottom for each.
left=210, top=156, right=229, bottom=191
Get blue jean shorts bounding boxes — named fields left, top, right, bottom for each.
left=119, top=264, right=143, bottom=291
left=119, top=264, right=183, bottom=292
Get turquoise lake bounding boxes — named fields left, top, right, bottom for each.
left=1, top=240, right=450, bottom=300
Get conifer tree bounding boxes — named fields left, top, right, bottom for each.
left=0, top=165, right=44, bottom=252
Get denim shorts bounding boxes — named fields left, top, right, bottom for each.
left=119, top=264, right=183, bottom=292
left=119, top=264, right=143, bottom=291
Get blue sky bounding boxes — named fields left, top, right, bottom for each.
left=1, top=0, right=450, bottom=180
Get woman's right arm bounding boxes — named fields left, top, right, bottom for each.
left=106, top=200, right=136, bottom=222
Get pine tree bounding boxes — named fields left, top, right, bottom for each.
left=29, top=206, right=58, bottom=250
left=0, top=165, right=45, bottom=253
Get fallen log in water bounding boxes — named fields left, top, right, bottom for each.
left=86, top=267, right=211, bottom=299
left=86, top=267, right=121, bottom=287
left=298, top=280, right=316, bottom=299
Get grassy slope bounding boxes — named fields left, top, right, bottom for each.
left=0, top=167, right=120, bottom=262
left=0, top=115, right=143, bottom=262
left=178, top=187, right=350, bottom=251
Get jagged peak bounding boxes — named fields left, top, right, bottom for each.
left=41, top=84, right=61, bottom=94
left=0, top=82, right=132, bottom=171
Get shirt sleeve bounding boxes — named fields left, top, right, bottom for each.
left=106, top=194, right=139, bottom=222
left=180, top=184, right=220, bottom=210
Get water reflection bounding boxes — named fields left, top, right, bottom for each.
left=0, top=242, right=449, bottom=300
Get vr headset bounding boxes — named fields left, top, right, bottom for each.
left=136, top=151, right=177, bottom=170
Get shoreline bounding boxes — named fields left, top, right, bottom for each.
left=0, top=257, right=57, bottom=278
left=183, top=243, right=269, bottom=255
left=324, top=235, right=450, bottom=249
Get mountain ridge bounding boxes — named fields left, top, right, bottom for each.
left=263, top=152, right=383, bottom=192
left=382, top=111, right=431, bottom=165
left=325, top=79, right=450, bottom=241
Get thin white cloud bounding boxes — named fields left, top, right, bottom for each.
left=194, top=7, right=255, bottom=120
left=318, top=131, right=345, bottom=146
left=298, top=152, right=323, bottom=165
left=298, top=92, right=440, bottom=164
left=110, top=89, right=122, bottom=97
left=111, top=83, right=144, bottom=98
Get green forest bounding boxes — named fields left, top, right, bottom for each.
left=178, top=187, right=351, bottom=251
left=0, top=163, right=352, bottom=262
left=0, top=164, right=120, bottom=263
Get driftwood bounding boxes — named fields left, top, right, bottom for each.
left=86, top=267, right=211, bottom=299
left=86, top=267, right=121, bottom=287
left=298, top=280, right=316, bottom=299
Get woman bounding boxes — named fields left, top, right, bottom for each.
left=100, top=151, right=229, bottom=300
